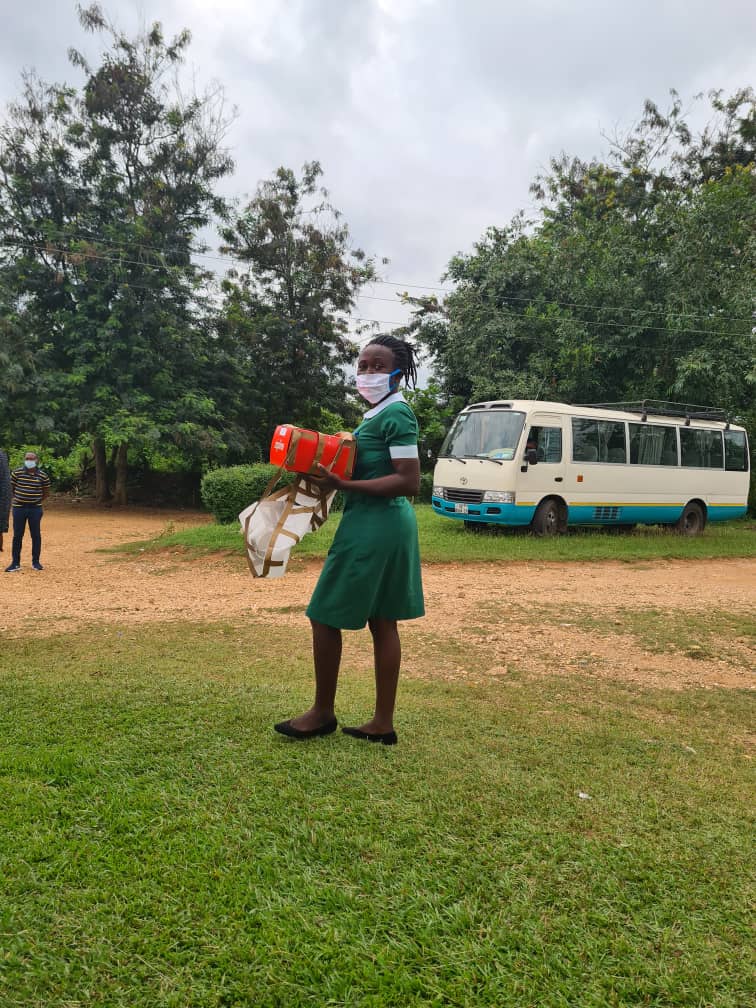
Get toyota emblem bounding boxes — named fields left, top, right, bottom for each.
left=460, top=476, right=468, bottom=485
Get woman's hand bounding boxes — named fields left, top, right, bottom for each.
left=310, top=465, right=344, bottom=492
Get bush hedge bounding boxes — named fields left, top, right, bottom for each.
left=201, top=465, right=296, bottom=523
left=201, top=464, right=434, bottom=523
left=200, top=464, right=347, bottom=523
left=418, top=471, right=434, bottom=504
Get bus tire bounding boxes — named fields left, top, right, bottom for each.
left=531, top=498, right=562, bottom=536
left=675, top=501, right=706, bottom=536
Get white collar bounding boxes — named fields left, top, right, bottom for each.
left=363, top=390, right=405, bottom=420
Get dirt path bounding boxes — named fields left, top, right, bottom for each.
left=2, top=501, right=754, bottom=690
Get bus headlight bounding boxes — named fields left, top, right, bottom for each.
left=432, top=486, right=445, bottom=499
left=482, top=491, right=515, bottom=503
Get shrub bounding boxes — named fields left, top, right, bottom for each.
left=417, top=471, right=435, bottom=504
left=201, top=465, right=296, bottom=523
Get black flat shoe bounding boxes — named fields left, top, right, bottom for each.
left=274, top=717, right=338, bottom=740
left=342, top=726, right=398, bottom=746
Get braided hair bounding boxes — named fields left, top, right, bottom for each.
left=367, top=334, right=419, bottom=389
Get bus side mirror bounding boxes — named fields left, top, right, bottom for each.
left=525, top=448, right=538, bottom=465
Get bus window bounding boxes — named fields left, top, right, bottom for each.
left=440, top=409, right=525, bottom=460
left=680, top=428, right=724, bottom=468
left=572, top=418, right=626, bottom=463
left=526, top=426, right=563, bottom=463
left=629, top=424, right=678, bottom=465
left=724, top=430, right=748, bottom=472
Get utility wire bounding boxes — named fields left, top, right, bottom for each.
left=2, top=227, right=754, bottom=326
left=360, top=283, right=756, bottom=327
left=348, top=313, right=755, bottom=342
left=3, top=236, right=754, bottom=337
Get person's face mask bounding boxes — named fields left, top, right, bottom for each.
left=356, top=369, right=402, bottom=404
left=24, top=459, right=37, bottom=469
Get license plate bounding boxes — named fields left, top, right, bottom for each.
left=454, top=503, right=468, bottom=514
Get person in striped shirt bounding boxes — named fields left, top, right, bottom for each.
left=5, top=451, right=51, bottom=572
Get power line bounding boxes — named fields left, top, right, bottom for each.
left=1, top=238, right=210, bottom=277
left=361, top=282, right=756, bottom=327
left=2, top=227, right=753, bottom=322
left=5, top=225, right=755, bottom=326
left=3, top=235, right=754, bottom=337
left=349, top=313, right=754, bottom=343
left=345, top=306, right=756, bottom=340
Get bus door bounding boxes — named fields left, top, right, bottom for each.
left=518, top=413, right=567, bottom=506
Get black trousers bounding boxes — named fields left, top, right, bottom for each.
left=11, top=505, right=43, bottom=565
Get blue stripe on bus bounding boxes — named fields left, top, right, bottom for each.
left=567, top=504, right=681, bottom=524
left=431, top=498, right=747, bottom=526
left=431, top=499, right=531, bottom=525
left=566, top=504, right=746, bottom=524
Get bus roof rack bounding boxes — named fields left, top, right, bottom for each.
left=574, top=400, right=729, bottom=422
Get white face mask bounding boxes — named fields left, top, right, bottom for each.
left=24, top=459, right=37, bottom=469
left=356, top=370, right=401, bottom=404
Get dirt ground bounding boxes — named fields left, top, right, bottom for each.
left=2, top=500, right=754, bottom=691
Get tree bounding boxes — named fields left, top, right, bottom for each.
left=409, top=89, right=755, bottom=424
left=0, top=4, right=234, bottom=502
left=219, top=162, right=381, bottom=455
left=404, top=381, right=463, bottom=470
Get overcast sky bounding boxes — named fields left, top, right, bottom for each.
left=1, top=0, right=754, bottom=346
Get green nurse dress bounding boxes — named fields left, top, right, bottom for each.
left=306, top=396, right=425, bottom=630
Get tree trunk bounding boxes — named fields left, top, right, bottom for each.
left=113, top=442, right=129, bottom=506
left=93, top=437, right=111, bottom=504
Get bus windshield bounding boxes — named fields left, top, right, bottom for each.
left=440, top=410, right=525, bottom=461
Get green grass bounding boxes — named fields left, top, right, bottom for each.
left=1, top=623, right=754, bottom=1007
left=108, top=506, right=756, bottom=564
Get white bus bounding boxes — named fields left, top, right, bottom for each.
left=431, top=400, right=750, bottom=535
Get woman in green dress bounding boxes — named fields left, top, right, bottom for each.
left=274, top=335, right=424, bottom=746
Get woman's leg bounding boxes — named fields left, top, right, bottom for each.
left=287, top=620, right=342, bottom=730
left=360, top=618, right=401, bottom=734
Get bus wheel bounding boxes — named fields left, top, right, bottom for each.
left=531, top=499, right=561, bottom=536
left=675, top=501, right=706, bottom=536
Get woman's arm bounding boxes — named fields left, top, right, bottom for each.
left=313, top=457, right=420, bottom=498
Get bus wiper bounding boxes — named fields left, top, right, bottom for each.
left=463, top=455, right=502, bottom=465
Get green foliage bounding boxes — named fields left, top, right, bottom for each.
left=200, top=463, right=296, bottom=523
left=218, top=162, right=377, bottom=457
left=199, top=462, right=347, bottom=523
left=317, top=405, right=361, bottom=436
left=404, top=381, right=463, bottom=470
left=0, top=5, right=235, bottom=503
left=6, top=435, right=93, bottom=490
left=417, top=470, right=435, bottom=503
